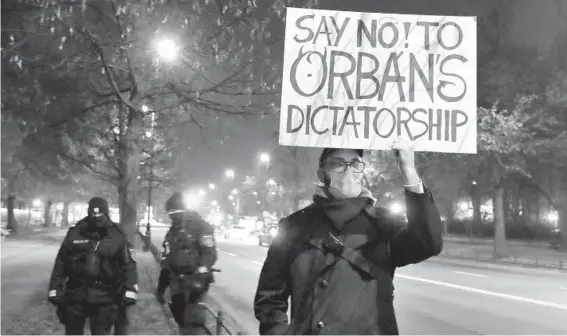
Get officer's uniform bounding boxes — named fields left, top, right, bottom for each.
left=48, top=197, right=138, bottom=335
left=156, top=193, right=218, bottom=335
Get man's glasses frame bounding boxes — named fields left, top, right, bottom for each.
left=323, top=160, right=365, bottom=173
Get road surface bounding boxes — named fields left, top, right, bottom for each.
left=150, top=227, right=567, bottom=335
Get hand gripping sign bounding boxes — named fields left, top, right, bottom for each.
left=279, top=8, right=477, bottom=154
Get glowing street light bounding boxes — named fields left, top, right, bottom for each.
left=211, top=200, right=218, bottom=207
left=141, top=104, right=150, bottom=113
left=228, top=195, right=234, bottom=201
left=257, top=200, right=261, bottom=205
left=259, top=152, right=270, bottom=165
left=547, top=211, right=559, bottom=223
left=225, top=169, right=235, bottom=179
left=209, top=183, right=216, bottom=190
left=198, top=189, right=206, bottom=197
left=253, top=191, right=258, bottom=196
left=32, top=199, right=42, bottom=208
left=390, top=202, right=403, bottom=214
left=156, top=38, right=179, bottom=61
left=267, top=179, right=276, bottom=186
left=231, top=189, right=238, bottom=195
left=458, top=202, right=469, bottom=211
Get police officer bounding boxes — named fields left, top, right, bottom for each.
left=155, top=192, right=218, bottom=335
left=48, top=197, right=138, bottom=335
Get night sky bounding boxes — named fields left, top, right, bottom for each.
left=176, top=0, right=566, bottom=192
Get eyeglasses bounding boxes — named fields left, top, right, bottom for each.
left=324, top=160, right=365, bottom=173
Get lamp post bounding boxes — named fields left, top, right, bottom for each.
left=143, top=104, right=155, bottom=252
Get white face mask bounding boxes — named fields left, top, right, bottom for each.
left=328, top=170, right=362, bottom=199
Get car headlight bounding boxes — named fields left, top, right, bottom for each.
left=269, top=228, right=278, bottom=237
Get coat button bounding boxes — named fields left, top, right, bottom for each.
left=319, top=279, right=328, bottom=288
left=317, top=321, right=325, bottom=329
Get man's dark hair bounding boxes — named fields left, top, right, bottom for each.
left=318, top=148, right=364, bottom=168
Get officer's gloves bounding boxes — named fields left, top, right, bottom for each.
left=48, top=289, right=63, bottom=306
left=155, top=290, right=166, bottom=305
left=123, top=290, right=137, bottom=306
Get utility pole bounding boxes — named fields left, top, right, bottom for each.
left=143, top=107, right=155, bottom=252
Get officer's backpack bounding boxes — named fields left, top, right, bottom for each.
left=164, top=223, right=201, bottom=274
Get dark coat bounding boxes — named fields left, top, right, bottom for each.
left=254, top=188, right=443, bottom=335
left=49, top=218, right=138, bottom=305
left=157, top=212, right=218, bottom=296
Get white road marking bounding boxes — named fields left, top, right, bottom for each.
left=454, top=271, right=486, bottom=278
left=224, top=252, right=238, bottom=257
left=397, top=274, right=567, bottom=310
left=560, top=287, right=567, bottom=290
left=252, top=261, right=263, bottom=265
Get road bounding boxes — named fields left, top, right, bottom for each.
left=150, top=227, right=567, bottom=335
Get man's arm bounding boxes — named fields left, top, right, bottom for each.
left=157, top=230, right=171, bottom=295
left=48, top=229, right=72, bottom=303
left=119, top=240, right=139, bottom=304
left=389, top=183, right=443, bottom=267
left=254, top=219, right=291, bottom=335
left=197, top=221, right=217, bottom=270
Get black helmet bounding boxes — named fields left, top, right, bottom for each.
left=165, top=192, right=186, bottom=214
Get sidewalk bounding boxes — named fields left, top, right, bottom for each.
left=1, top=234, right=179, bottom=334
left=440, top=237, right=567, bottom=270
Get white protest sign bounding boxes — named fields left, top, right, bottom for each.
left=279, top=8, right=477, bottom=154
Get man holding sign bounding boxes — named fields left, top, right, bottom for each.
left=254, top=138, right=443, bottom=335
left=253, top=7, right=464, bottom=334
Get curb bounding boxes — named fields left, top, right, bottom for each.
left=429, top=255, right=567, bottom=277
left=136, top=231, right=246, bottom=335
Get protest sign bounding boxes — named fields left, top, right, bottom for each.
left=279, top=8, right=477, bottom=154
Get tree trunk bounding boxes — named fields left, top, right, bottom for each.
left=444, top=202, right=454, bottom=236
left=560, top=195, right=567, bottom=251
left=492, top=164, right=507, bottom=258
left=6, top=195, right=18, bottom=233
left=118, top=106, right=142, bottom=243
left=291, top=148, right=301, bottom=212
left=471, top=184, right=481, bottom=236
left=43, top=199, right=54, bottom=228
left=62, top=201, right=70, bottom=227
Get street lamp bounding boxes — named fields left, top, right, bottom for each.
left=225, top=169, right=235, bottom=179
left=156, top=38, right=179, bottom=61
left=198, top=189, right=206, bottom=197
left=390, top=202, right=403, bottom=214
left=267, top=179, right=276, bottom=186
left=32, top=199, right=42, bottom=208
left=231, top=189, right=238, bottom=195
left=209, top=183, right=216, bottom=190
left=259, top=152, right=270, bottom=167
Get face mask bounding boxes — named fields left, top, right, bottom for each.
left=169, top=212, right=185, bottom=225
left=88, top=215, right=108, bottom=228
left=328, top=169, right=362, bottom=199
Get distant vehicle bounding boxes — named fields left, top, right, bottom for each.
left=258, top=226, right=278, bottom=247
left=223, top=225, right=249, bottom=240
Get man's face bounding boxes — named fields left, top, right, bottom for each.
left=320, top=149, right=365, bottom=198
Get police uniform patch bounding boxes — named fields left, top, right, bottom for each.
left=200, top=235, right=214, bottom=247
left=129, top=248, right=136, bottom=261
